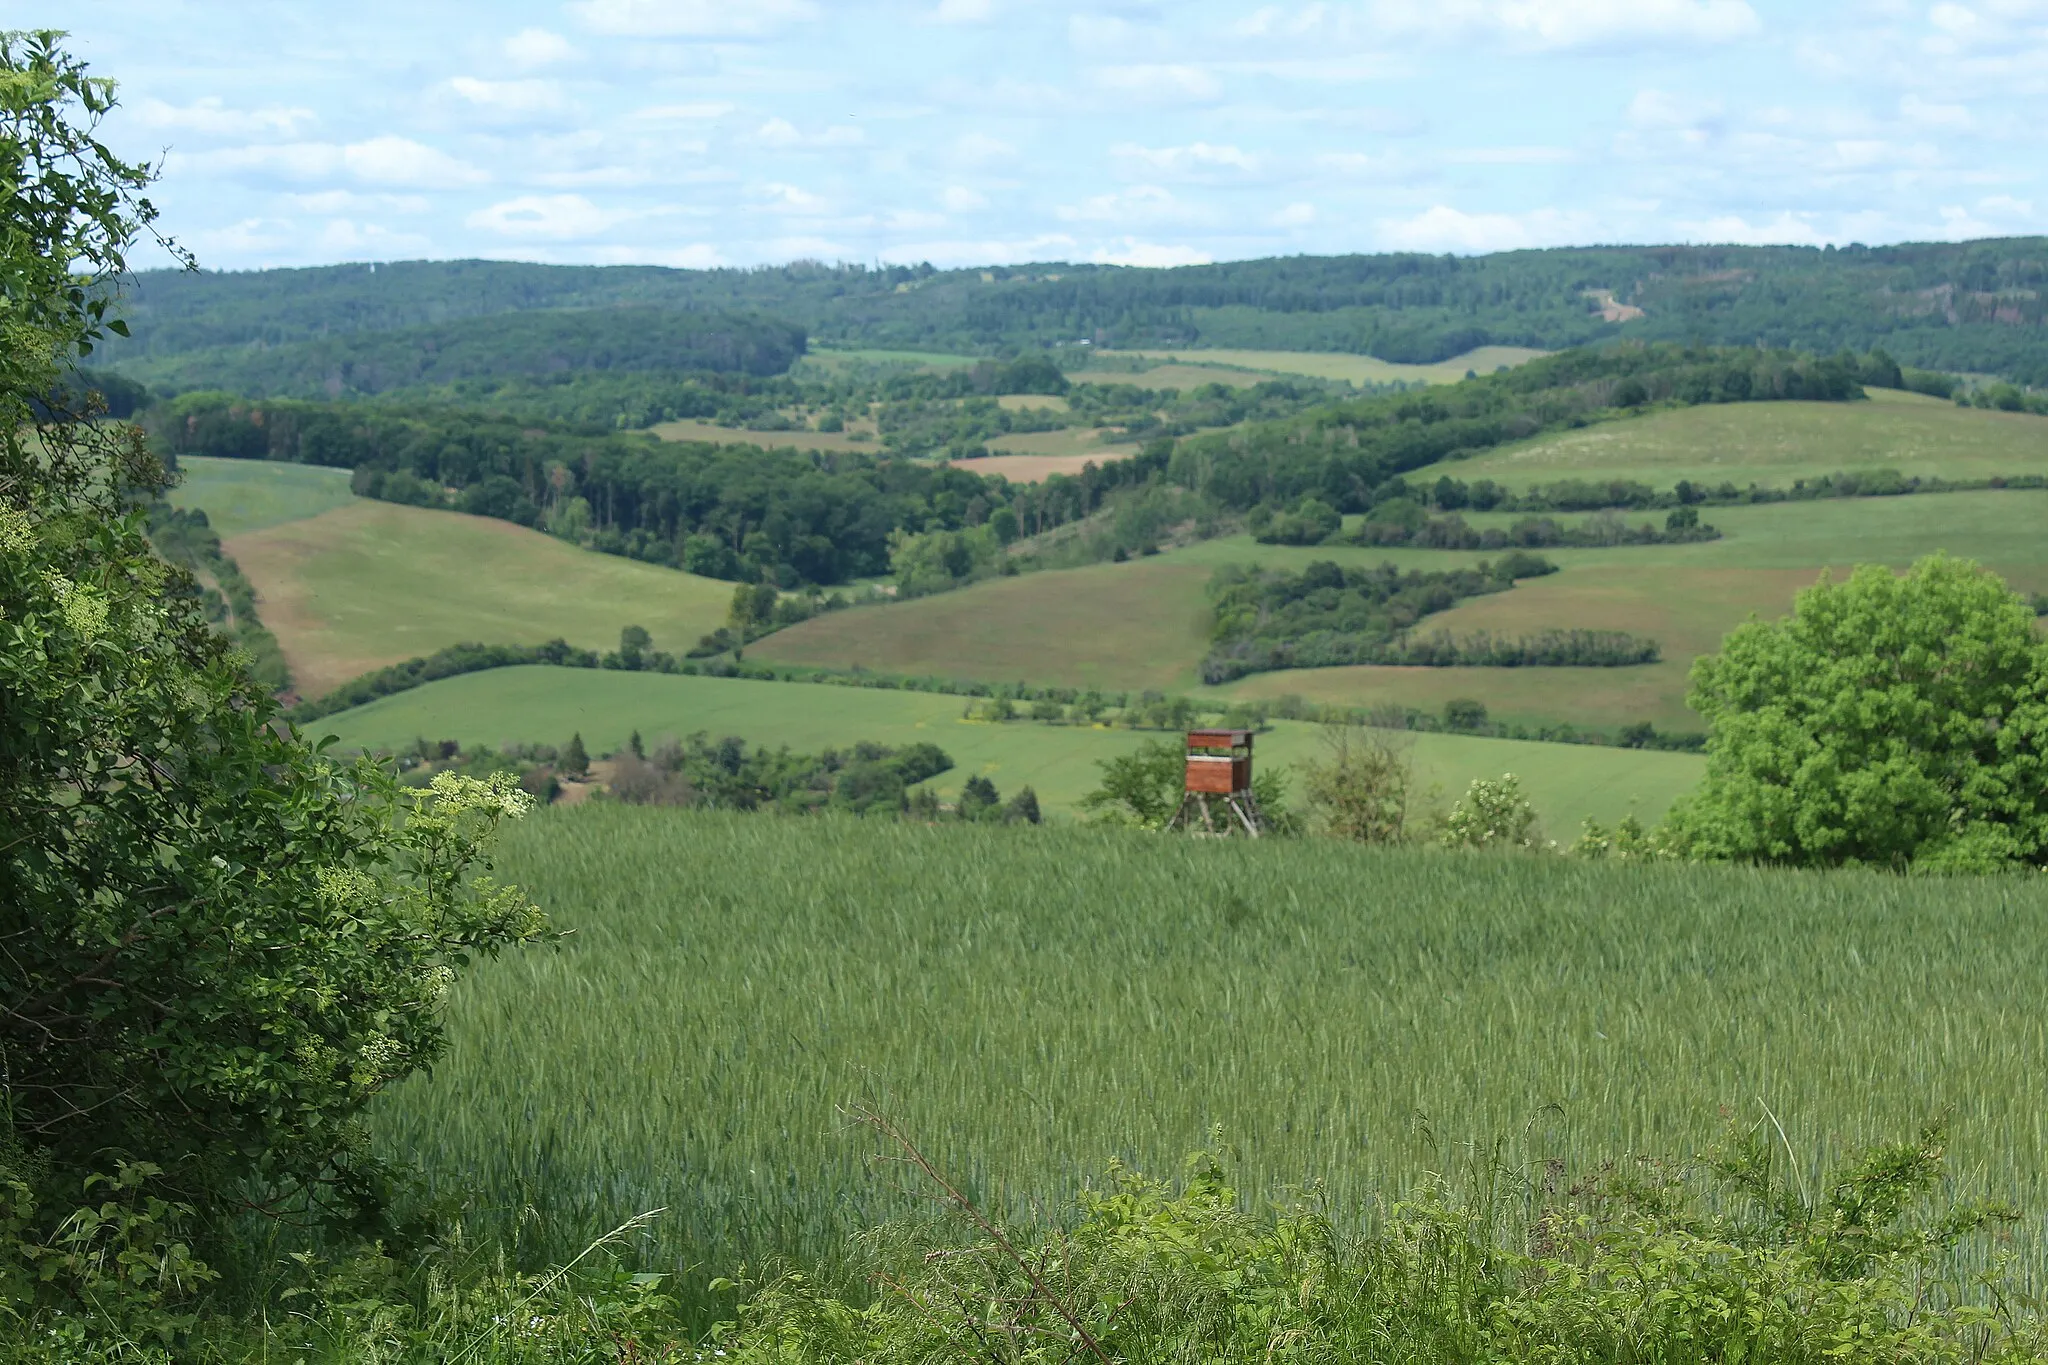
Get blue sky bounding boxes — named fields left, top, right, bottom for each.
left=33, top=0, right=2048, bottom=271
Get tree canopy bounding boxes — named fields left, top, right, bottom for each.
left=1671, top=555, right=2048, bottom=871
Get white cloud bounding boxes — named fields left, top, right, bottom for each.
left=942, top=185, right=988, bottom=211
left=930, top=0, right=996, bottom=21
left=1900, top=93, right=1975, bottom=129
left=569, top=0, right=819, bottom=37
left=283, top=189, right=430, bottom=214
left=179, top=137, right=488, bottom=189
left=1069, top=15, right=1139, bottom=50
left=1271, top=201, right=1317, bottom=226
left=585, top=243, right=730, bottom=267
left=467, top=194, right=622, bottom=238
left=760, top=182, right=829, bottom=213
left=343, top=136, right=491, bottom=188
left=882, top=233, right=1078, bottom=267
left=1371, top=0, right=1762, bottom=50
left=312, top=218, right=434, bottom=254
left=1111, top=141, right=1259, bottom=174
left=1673, top=211, right=1828, bottom=245
left=1444, top=146, right=1576, bottom=164
left=755, top=117, right=864, bottom=148
left=138, top=96, right=315, bottom=137
left=503, top=27, right=581, bottom=67
left=1089, top=64, right=1222, bottom=102
left=1089, top=239, right=1213, bottom=267
left=631, top=102, right=736, bottom=122
left=1376, top=204, right=1596, bottom=251
left=446, top=77, right=570, bottom=116
left=1627, top=89, right=1725, bottom=128
left=952, top=132, right=1017, bottom=165
left=1056, top=185, right=1191, bottom=225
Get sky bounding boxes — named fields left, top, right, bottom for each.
left=30, top=0, right=2048, bottom=273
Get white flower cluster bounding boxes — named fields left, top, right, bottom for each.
left=428, top=769, right=536, bottom=820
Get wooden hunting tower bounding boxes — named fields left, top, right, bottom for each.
left=1167, top=729, right=1263, bottom=836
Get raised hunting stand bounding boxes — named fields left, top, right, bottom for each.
left=1166, top=729, right=1263, bottom=836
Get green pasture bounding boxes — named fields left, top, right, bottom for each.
left=377, top=809, right=2048, bottom=1299
left=225, top=501, right=731, bottom=698
left=759, top=488, right=2048, bottom=729
left=1429, top=388, right=2048, bottom=490
left=316, top=665, right=1699, bottom=828
left=1103, top=345, right=1547, bottom=386
left=168, top=455, right=356, bottom=537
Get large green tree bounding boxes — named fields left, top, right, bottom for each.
left=1670, top=554, right=2048, bottom=871
left=0, top=29, right=546, bottom=1253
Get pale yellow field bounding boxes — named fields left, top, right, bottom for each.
left=996, top=394, right=1071, bottom=412
left=1071, top=364, right=1269, bottom=391
left=1105, top=345, right=1548, bottom=387
left=950, top=451, right=1140, bottom=482
left=648, top=419, right=880, bottom=453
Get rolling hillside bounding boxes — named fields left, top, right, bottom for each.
left=755, top=394, right=2048, bottom=728
left=316, top=666, right=1702, bottom=828
left=183, top=457, right=731, bottom=697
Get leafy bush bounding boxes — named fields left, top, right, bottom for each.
left=713, top=1118, right=2043, bottom=1365
left=1670, top=554, right=2048, bottom=870
left=1438, top=774, right=1542, bottom=849
left=1299, top=724, right=1415, bottom=843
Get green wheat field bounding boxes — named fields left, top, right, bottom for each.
left=377, top=808, right=2048, bottom=1306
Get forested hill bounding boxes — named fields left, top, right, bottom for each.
left=107, top=236, right=2048, bottom=386
left=116, top=306, right=807, bottom=399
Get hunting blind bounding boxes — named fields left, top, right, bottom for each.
left=1167, top=729, right=1263, bottom=836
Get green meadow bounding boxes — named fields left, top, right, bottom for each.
left=226, top=500, right=731, bottom=697
left=318, top=665, right=1700, bottom=829
left=1439, top=387, right=2048, bottom=489
left=376, top=808, right=2048, bottom=1298
left=169, top=454, right=356, bottom=536
left=1103, top=345, right=1549, bottom=386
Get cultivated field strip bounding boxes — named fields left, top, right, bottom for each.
left=379, top=809, right=2048, bottom=1293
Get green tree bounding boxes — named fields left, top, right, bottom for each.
left=1300, top=724, right=1413, bottom=843
left=1078, top=739, right=1185, bottom=828
left=1669, top=555, right=2048, bottom=870
left=0, top=29, right=547, bottom=1269
left=1438, top=774, right=1541, bottom=850
left=561, top=731, right=591, bottom=778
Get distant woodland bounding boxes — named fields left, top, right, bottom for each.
left=103, top=237, right=2048, bottom=387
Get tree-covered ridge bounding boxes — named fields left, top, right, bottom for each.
left=1164, top=343, right=1873, bottom=514
left=120, top=304, right=806, bottom=397
left=103, top=236, right=2048, bottom=383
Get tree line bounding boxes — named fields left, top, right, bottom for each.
left=1198, top=554, right=1656, bottom=683
left=103, top=237, right=2048, bottom=383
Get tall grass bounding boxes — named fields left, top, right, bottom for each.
left=376, top=807, right=2048, bottom=1317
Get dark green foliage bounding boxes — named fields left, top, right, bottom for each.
left=32, top=364, right=149, bottom=419
left=607, top=732, right=953, bottom=814
left=100, top=239, right=2048, bottom=384
left=153, top=392, right=1020, bottom=585
left=1166, top=342, right=1867, bottom=515
left=1671, top=554, right=2048, bottom=870
left=1004, top=785, right=1042, bottom=825
left=121, top=305, right=807, bottom=398
left=142, top=504, right=291, bottom=692
left=1076, top=738, right=1187, bottom=828
left=958, top=773, right=1001, bottom=820
left=561, top=732, right=590, bottom=778
left=1444, top=697, right=1488, bottom=731
left=1353, top=507, right=1719, bottom=550
left=1248, top=495, right=1341, bottom=545
left=1200, top=554, right=1658, bottom=684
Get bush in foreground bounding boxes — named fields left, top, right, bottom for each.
left=1671, top=554, right=2048, bottom=871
